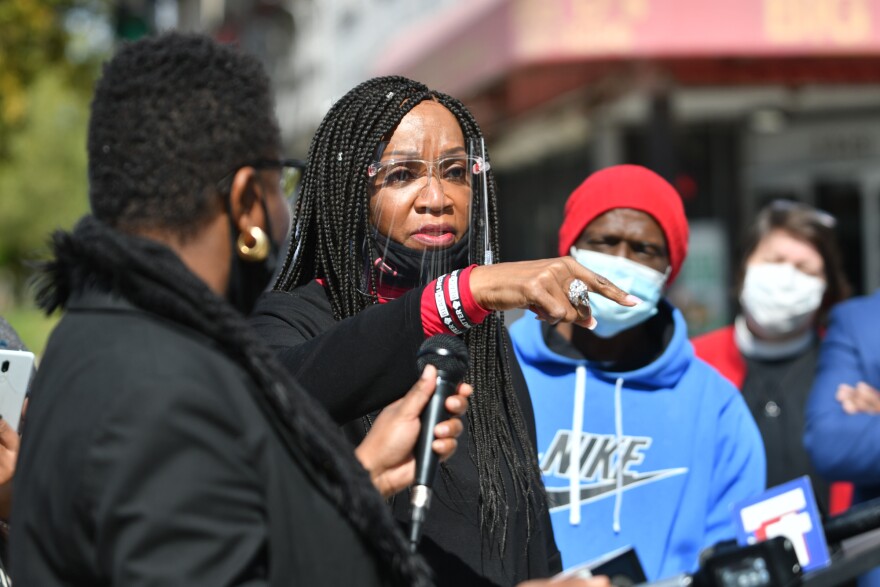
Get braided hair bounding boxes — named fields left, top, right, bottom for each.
left=274, top=76, right=544, bottom=553
left=87, top=32, right=280, bottom=238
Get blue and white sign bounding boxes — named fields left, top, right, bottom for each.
left=731, top=476, right=831, bottom=573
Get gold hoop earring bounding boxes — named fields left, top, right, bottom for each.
left=237, top=226, right=269, bottom=262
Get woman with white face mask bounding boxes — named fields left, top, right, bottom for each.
left=693, top=199, right=850, bottom=513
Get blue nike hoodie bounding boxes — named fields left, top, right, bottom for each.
left=510, top=301, right=766, bottom=581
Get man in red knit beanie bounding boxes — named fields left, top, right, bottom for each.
left=557, top=164, right=689, bottom=283
left=510, top=164, right=765, bottom=581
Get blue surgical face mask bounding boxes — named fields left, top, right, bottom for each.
left=570, top=247, right=670, bottom=338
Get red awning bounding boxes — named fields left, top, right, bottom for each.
left=373, top=0, right=880, bottom=100
left=373, top=0, right=513, bottom=97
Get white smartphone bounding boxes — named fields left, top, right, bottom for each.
left=0, top=349, right=34, bottom=432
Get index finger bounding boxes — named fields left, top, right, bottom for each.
left=566, top=258, right=640, bottom=307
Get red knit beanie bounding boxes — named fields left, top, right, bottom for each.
left=558, top=164, right=689, bottom=283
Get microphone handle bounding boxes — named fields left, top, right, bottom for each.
left=413, top=371, right=458, bottom=488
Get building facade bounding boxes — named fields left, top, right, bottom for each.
left=161, top=0, right=880, bottom=333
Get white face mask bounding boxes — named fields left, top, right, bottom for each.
left=739, top=263, right=826, bottom=338
left=570, top=247, right=669, bottom=338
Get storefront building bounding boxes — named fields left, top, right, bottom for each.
left=374, top=0, right=880, bottom=332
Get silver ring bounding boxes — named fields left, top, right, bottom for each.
left=568, top=279, right=590, bottom=308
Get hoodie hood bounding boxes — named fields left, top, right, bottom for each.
left=511, top=299, right=693, bottom=390
left=511, top=299, right=692, bottom=537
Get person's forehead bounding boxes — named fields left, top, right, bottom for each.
left=580, top=208, right=667, bottom=244
left=753, top=229, right=823, bottom=264
left=385, top=101, right=464, bottom=153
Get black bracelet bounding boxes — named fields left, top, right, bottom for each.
left=434, top=275, right=463, bottom=335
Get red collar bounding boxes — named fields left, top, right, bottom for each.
left=314, top=278, right=410, bottom=304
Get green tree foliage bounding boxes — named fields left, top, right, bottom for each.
left=1, top=0, right=66, bottom=156
left=0, top=70, right=90, bottom=296
left=0, top=0, right=109, bottom=304
left=0, top=0, right=106, bottom=158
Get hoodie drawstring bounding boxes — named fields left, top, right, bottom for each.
left=570, top=369, right=625, bottom=533
left=569, top=364, right=587, bottom=525
left=613, top=376, right=624, bottom=534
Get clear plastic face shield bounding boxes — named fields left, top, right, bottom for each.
left=366, top=138, right=493, bottom=287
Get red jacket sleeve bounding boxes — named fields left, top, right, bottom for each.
left=692, top=325, right=747, bottom=389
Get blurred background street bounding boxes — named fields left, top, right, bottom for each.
left=3, top=0, right=880, bottom=352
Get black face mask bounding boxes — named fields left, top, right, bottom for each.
left=372, top=231, right=471, bottom=289
left=227, top=200, right=280, bottom=315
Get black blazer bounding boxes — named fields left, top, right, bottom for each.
left=11, top=290, right=390, bottom=586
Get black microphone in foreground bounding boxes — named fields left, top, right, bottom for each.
left=409, top=334, right=469, bottom=553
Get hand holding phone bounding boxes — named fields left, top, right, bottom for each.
left=0, top=349, right=34, bottom=432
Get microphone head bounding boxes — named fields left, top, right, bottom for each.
left=416, top=334, right=469, bottom=380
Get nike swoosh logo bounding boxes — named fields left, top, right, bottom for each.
left=546, top=468, right=688, bottom=511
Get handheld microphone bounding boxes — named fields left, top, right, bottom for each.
left=409, top=334, right=469, bottom=552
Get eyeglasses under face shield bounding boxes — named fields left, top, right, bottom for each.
left=367, top=139, right=494, bottom=266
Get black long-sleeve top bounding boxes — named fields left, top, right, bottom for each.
left=251, top=281, right=562, bottom=586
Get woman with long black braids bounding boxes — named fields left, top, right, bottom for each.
left=10, top=35, right=474, bottom=587
left=251, top=76, right=635, bottom=585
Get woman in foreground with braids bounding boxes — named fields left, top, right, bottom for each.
left=251, top=76, right=636, bottom=585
